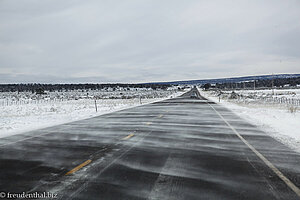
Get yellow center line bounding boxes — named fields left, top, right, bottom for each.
left=63, top=111, right=168, bottom=177
left=65, top=159, right=92, bottom=175
left=122, top=133, right=135, bottom=140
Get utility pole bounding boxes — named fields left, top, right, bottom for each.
left=254, top=80, right=256, bottom=91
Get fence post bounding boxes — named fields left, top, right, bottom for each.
left=94, top=99, right=98, bottom=112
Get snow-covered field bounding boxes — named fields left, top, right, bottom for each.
left=202, top=89, right=300, bottom=153
left=228, top=88, right=300, bottom=101
left=235, top=88, right=300, bottom=99
left=0, top=88, right=179, bottom=106
left=0, top=89, right=184, bottom=138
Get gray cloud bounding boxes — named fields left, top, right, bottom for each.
left=0, top=0, right=300, bottom=83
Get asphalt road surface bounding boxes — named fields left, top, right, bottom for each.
left=1, top=88, right=300, bottom=200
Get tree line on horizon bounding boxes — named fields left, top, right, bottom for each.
left=201, top=77, right=300, bottom=90
left=0, top=83, right=172, bottom=93
left=1, top=76, right=299, bottom=93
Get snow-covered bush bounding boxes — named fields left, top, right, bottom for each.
left=288, top=105, right=297, bottom=113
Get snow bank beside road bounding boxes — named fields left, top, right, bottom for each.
left=202, top=90, right=300, bottom=153
left=0, top=92, right=183, bottom=138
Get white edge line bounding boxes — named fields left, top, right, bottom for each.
left=208, top=103, right=300, bottom=198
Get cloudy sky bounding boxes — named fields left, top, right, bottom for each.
left=0, top=0, right=300, bottom=83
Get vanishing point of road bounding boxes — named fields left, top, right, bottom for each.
left=0, top=88, right=300, bottom=200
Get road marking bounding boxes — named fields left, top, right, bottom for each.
left=65, top=159, right=92, bottom=175
left=158, top=114, right=164, bottom=118
left=65, top=131, right=153, bottom=200
left=122, top=133, right=134, bottom=140
left=208, top=104, right=300, bottom=198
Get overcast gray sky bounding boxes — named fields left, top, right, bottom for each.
left=0, top=0, right=300, bottom=83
